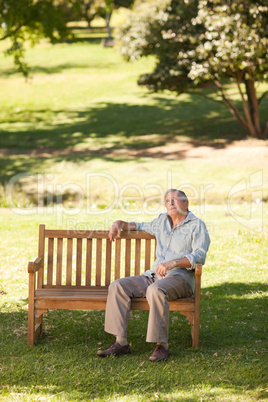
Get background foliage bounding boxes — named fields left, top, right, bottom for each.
left=117, top=0, right=268, bottom=138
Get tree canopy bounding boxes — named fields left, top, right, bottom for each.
left=0, top=0, right=71, bottom=77
left=117, top=0, right=268, bottom=138
left=0, top=0, right=134, bottom=75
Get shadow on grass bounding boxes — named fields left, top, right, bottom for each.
left=0, top=96, right=243, bottom=189
left=1, top=94, right=267, bottom=196
left=0, top=96, right=247, bottom=150
left=0, top=28, right=110, bottom=77
left=0, top=282, right=267, bottom=400
left=0, top=59, right=117, bottom=77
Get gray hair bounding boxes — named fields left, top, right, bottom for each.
left=164, top=189, right=188, bottom=202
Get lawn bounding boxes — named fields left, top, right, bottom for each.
left=0, top=206, right=267, bottom=401
left=0, top=16, right=268, bottom=402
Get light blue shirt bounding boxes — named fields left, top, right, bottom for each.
left=134, top=211, right=210, bottom=292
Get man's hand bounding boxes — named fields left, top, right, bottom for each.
left=156, top=261, right=174, bottom=277
left=155, top=257, right=191, bottom=277
left=108, top=220, right=124, bottom=242
left=108, top=221, right=137, bottom=242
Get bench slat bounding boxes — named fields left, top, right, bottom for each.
left=76, top=238, right=82, bottom=286
left=66, top=238, right=73, bottom=286
left=86, top=239, right=92, bottom=286
left=125, top=239, right=131, bottom=277
left=96, top=239, right=102, bottom=286
left=135, top=239, right=141, bottom=276
left=37, top=224, right=45, bottom=289
left=115, top=238, right=121, bottom=280
left=36, top=287, right=108, bottom=298
left=105, top=239, right=112, bottom=286
left=47, top=238, right=54, bottom=285
left=45, top=229, right=154, bottom=240
left=145, top=239, right=151, bottom=271
left=56, top=238, right=63, bottom=285
left=42, top=285, right=108, bottom=291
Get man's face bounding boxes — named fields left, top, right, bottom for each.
left=165, top=191, right=188, bottom=216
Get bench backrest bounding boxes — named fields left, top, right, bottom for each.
left=37, top=225, right=156, bottom=289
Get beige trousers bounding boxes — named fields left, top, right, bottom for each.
left=104, top=274, right=193, bottom=343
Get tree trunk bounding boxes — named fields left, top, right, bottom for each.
left=244, top=78, right=264, bottom=138
left=106, top=11, right=112, bottom=40
left=263, top=122, right=268, bottom=138
left=236, top=80, right=259, bottom=138
left=216, top=78, right=266, bottom=139
left=214, top=80, right=249, bottom=131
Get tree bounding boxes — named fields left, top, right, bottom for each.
left=71, top=0, right=135, bottom=42
left=117, top=0, right=268, bottom=138
left=103, top=0, right=135, bottom=41
left=69, top=0, right=105, bottom=29
left=0, top=0, right=70, bottom=77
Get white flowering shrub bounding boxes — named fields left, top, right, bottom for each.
left=116, top=0, right=268, bottom=138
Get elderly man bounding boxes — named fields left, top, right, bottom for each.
left=97, top=189, right=210, bottom=361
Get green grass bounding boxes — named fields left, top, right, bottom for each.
left=0, top=207, right=267, bottom=401
left=0, top=43, right=245, bottom=149
left=0, top=19, right=268, bottom=401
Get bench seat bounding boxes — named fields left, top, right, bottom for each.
left=34, top=287, right=195, bottom=311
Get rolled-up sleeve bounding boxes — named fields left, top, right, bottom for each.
left=184, top=221, right=210, bottom=269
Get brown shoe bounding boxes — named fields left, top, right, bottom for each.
left=97, top=341, right=131, bottom=357
left=149, top=345, right=170, bottom=362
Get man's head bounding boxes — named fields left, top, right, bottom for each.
left=164, top=189, right=189, bottom=217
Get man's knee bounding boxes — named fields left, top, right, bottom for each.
left=146, top=283, right=166, bottom=304
left=108, top=279, right=121, bottom=294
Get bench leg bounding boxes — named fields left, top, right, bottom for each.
left=191, top=311, right=200, bottom=348
left=192, top=320, right=199, bottom=348
left=37, top=316, right=43, bottom=334
left=36, top=309, right=47, bottom=336
left=28, top=273, right=35, bottom=346
left=28, top=304, right=35, bottom=346
left=180, top=311, right=198, bottom=347
left=28, top=317, right=35, bottom=345
left=28, top=309, right=47, bottom=345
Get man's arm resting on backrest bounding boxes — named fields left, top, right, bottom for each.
left=109, top=220, right=137, bottom=241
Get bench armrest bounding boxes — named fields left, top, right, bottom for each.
left=28, top=256, right=44, bottom=274
left=194, top=263, right=202, bottom=300
left=195, top=264, right=203, bottom=276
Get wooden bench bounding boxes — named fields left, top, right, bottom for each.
left=28, top=224, right=203, bottom=347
